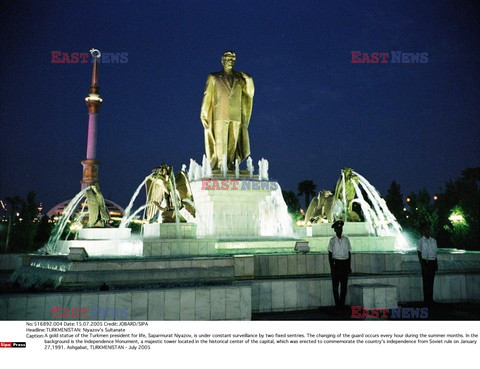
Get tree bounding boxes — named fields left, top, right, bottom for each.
left=385, top=180, right=404, bottom=224
left=282, top=190, right=301, bottom=214
left=436, top=167, right=479, bottom=250
left=35, top=215, right=53, bottom=245
left=4, top=195, right=23, bottom=253
left=4, top=192, right=41, bottom=252
left=404, top=189, right=438, bottom=238
left=18, top=191, right=40, bottom=251
left=297, top=180, right=317, bottom=210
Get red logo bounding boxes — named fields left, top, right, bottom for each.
left=0, top=342, right=26, bottom=348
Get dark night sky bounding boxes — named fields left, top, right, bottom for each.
left=1, top=0, right=479, bottom=211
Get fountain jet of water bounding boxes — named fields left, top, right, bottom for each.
left=119, top=176, right=149, bottom=228
left=168, top=172, right=181, bottom=235
left=341, top=170, right=347, bottom=221
left=352, top=171, right=411, bottom=250
left=235, top=159, right=240, bottom=179
left=351, top=181, right=375, bottom=235
left=221, top=154, right=228, bottom=178
left=41, top=187, right=90, bottom=254
left=247, top=157, right=254, bottom=178
left=122, top=204, right=147, bottom=229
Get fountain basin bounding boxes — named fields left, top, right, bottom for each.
left=56, top=239, right=143, bottom=257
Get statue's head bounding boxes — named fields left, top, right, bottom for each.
left=342, top=167, right=353, bottom=177
left=319, top=190, right=333, bottom=199
left=341, top=167, right=358, bottom=183
left=152, top=163, right=172, bottom=178
left=221, top=51, right=236, bottom=72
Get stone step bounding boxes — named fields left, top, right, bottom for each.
left=64, top=266, right=235, bottom=287
left=401, top=260, right=480, bottom=271
left=13, top=264, right=235, bottom=289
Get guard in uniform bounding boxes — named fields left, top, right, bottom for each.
left=417, top=224, right=438, bottom=306
left=328, top=220, right=352, bottom=308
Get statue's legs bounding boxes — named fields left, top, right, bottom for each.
left=213, top=120, right=240, bottom=168
left=226, top=121, right=240, bottom=168
left=213, top=120, right=227, bottom=168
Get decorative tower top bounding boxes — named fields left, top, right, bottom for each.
left=85, top=48, right=103, bottom=110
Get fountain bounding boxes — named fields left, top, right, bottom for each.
left=305, top=168, right=412, bottom=251
left=29, top=164, right=411, bottom=264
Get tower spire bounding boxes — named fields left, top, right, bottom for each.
left=81, top=48, right=103, bottom=189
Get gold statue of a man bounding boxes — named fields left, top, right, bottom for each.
left=200, top=51, right=255, bottom=169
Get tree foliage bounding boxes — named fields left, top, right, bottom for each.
left=282, top=190, right=301, bottom=215
left=436, top=168, right=479, bottom=250
left=404, top=188, right=439, bottom=239
left=398, top=168, right=479, bottom=250
left=297, top=180, right=317, bottom=210
left=1, top=192, right=50, bottom=253
left=385, top=180, right=404, bottom=224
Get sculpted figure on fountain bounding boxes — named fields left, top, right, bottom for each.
left=145, top=164, right=196, bottom=223
left=305, top=190, right=334, bottom=225
left=85, top=183, right=110, bottom=227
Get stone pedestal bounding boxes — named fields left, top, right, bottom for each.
left=68, top=247, right=89, bottom=261
left=190, top=180, right=292, bottom=238
left=350, top=283, right=397, bottom=309
left=311, top=222, right=371, bottom=237
left=143, top=223, right=197, bottom=239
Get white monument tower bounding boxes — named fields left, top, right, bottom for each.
left=81, top=48, right=103, bottom=189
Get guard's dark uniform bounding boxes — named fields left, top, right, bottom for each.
left=418, top=235, right=438, bottom=305
left=328, top=221, right=352, bottom=308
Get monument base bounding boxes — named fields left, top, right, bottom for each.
left=190, top=180, right=293, bottom=238
left=311, top=222, right=371, bottom=237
